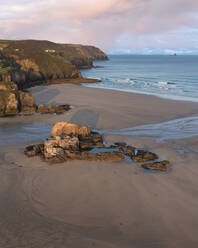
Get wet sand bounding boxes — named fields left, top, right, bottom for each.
left=1, top=84, right=198, bottom=247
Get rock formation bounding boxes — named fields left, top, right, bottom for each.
left=142, top=161, right=170, bottom=171
left=0, top=79, right=70, bottom=117
left=51, top=122, right=91, bottom=137
left=24, top=122, right=171, bottom=171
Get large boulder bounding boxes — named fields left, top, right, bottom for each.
left=24, top=144, right=44, bottom=157
left=51, top=122, right=91, bottom=137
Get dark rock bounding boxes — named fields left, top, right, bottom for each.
left=132, top=150, right=158, bottom=162
left=24, top=144, right=44, bottom=157
left=79, top=133, right=104, bottom=150
left=114, top=142, right=127, bottom=147
left=94, top=151, right=123, bottom=162
left=142, top=160, right=171, bottom=171
left=65, top=150, right=123, bottom=162
left=119, top=145, right=136, bottom=157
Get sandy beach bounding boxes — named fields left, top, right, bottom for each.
left=1, top=83, right=198, bottom=247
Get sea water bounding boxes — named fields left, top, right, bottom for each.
left=82, top=55, right=198, bottom=102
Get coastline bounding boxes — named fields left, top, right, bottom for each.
left=83, top=82, right=198, bottom=103
left=1, top=83, right=198, bottom=247
left=29, top=83, right=198, bottom=129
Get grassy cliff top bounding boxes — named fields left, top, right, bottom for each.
left=0, top=40, right=108, bottom=88
left=0, top=39, right=108, bottom=62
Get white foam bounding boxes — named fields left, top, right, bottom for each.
left=83, top=83, right=198, bottom=102
left=158, top=81, right=169, bottom=86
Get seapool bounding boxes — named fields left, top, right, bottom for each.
left=25, top=122, right=171, bottom=171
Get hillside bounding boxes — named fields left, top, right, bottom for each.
left=0, top=40, right=108, bottom=89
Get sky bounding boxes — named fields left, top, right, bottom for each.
left=1, top=0, right=198, bottom=54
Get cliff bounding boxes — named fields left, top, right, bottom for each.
left=0, top=40, right=107, bottom=117
left=0, top=39, right=108, bottom=89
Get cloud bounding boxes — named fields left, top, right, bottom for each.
left=0, top=0, right=198, bottom=53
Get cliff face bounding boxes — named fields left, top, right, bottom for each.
left=0, top=82, right=36, bottom=116
left=0, top=40, right=108, bottom=89
left=60, top=44, right=108, bottom=68
left=0, top=40, right=107, bottom=117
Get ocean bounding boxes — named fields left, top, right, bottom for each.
left=81, top=55, right=198, bottom=102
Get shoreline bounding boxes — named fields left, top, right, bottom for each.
left=30, top=83, right=198, bottom=128
left=83, top=82, right=198, bottom=103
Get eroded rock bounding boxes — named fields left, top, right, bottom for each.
left=24, top=123, right=170, bottom=168
left=19, top=91, right=36, bottom=113
left=51, top=122, right=91, bottom=137
left=37, top=104, right=70, bottom=114
left=141, top=160, right=171, bottom=171
left=24, top=144, right=44, bottom=157
left=55, top=135, right=79, bottom=150
left=132, top=150, right=158, bottom=162
left=5, top=92, right=19, bottom=115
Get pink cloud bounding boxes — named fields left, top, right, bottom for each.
left=1, top=0, right=198, bottom=51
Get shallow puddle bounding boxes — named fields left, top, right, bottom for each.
left=0, top=122, right=52, bottom=146
left=89, top=148, right=119, bottom=154
left=97, top=116, right=198, bottom=143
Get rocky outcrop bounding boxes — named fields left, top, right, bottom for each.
left=24, top=122, right=171, bottom=171
left=37, top=104, right=70, bottom=114
left=18, top=91, right=36, bottom=113
left=141, top=161, right=171, bottom=171
left=118, top=145, right=158, bottom=162
left=0, top=80, right=70, bottom=117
